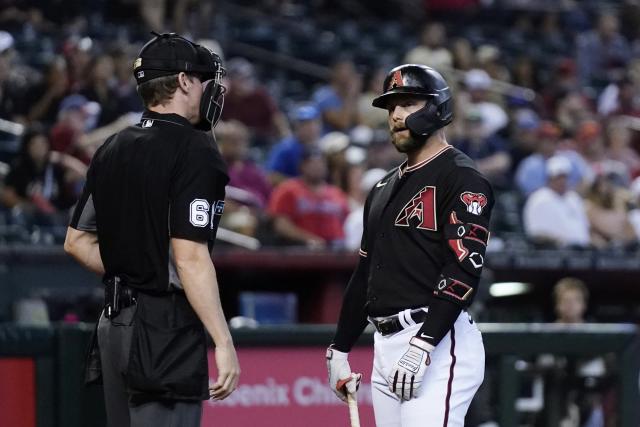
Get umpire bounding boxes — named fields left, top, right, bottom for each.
left=64, top=32, right=239, bottom=427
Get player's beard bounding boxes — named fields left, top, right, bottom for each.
left=391, top=128, right=427, bottom=153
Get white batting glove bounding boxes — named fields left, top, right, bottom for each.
left=326, top=346, right=362, bottom=402
left=388, top=337, right=434, bottom=401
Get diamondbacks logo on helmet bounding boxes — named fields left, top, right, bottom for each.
left=388, top=70, right=404, bottom=90
left=460, top=192, right=487, bottom=215
left=395, top=186, right=437, bottom=230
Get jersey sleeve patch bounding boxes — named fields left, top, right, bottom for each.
left=433, top=275, right=474, bottom=306
left=445, top=211, right=489, bottom=275
left=460, top=191, right=488, bottom=215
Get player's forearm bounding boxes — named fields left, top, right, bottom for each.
left=177, top=254, right=234, bottom=348
left=64, top=227, right=105, bottom=275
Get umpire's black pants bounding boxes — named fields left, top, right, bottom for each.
left=97, top=306, right=202, bottom=427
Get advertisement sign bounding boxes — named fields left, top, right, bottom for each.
left=0, top=358, right=35, bottom=427
left=204, top=347, right=375, bottom=426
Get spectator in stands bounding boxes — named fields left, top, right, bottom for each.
left=452, top=108, right=511, bottom=188
left=111, top=46, right=144, bottom=115
left=267, top=147, right=349, bottom=249
left=404, top=22, right=452, bottom=70
left=604, top=117, right=640, bottom=179
left=551, top=278, right=608, bottom=427
left=62, top=36, right=94, bottom=92
left=0, top=31, right=26, bottom=123
left=539, top=12, right=570, bottom=57
left=318, top=131, right=350, bottom=189
left=585, top=170, right=636, bottom=248
left=358, top=67, right=388, bottom=129
left=597, top=76, right=640, bottom=118
left=515, top=121, right=592, bottom=196
left=570, top=120, right=632, bottom=186
left=629, top=176, right=640, bottom=240
left=24, top=56, right=69, bottom=126
left=266, top=104, right=321, bottom=185
left=451, top=38, right=474, bottom=71
left=577, top=12, right=629, bottom=89
left=555, top=90, right=593, bottom=136
left=509, top=109, right=541, bottom=171
left=49, top=94, right=101, bottom=164
left=1, top=125, right=85, bottom=226
left=343, top=168, right=387, bottom=251
left=476, top=44, right=510, bottom=83
left=80, top=54, right=121, bottom=127
left=460, top=69, right=508, bottom=138
left=221, top=57, right=289, bottom=146
left=217, top=120, right=271, bottom=207
left=312, top=57, right=361, bottom=134
left=554, top=277, right=589, bottom=324
left=523, top=156, right=591, bottom=248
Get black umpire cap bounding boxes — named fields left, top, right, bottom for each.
left=133, top=32, right=223, bottom=85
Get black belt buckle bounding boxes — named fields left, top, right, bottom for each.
left=104, top=276, right=121, bottom=319
left=377, top=318, right=398, bottom=336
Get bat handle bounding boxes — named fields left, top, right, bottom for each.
left=347, top=393, right=361, bottom=427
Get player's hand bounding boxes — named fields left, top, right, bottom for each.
left=210, top=343, right=240, bottom=400
left=388, top=337, right=434, bottom=401
left=326, top=346, right=362, bottom=402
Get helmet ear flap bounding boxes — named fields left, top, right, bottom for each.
left=405, top=98, right=454, bottom=138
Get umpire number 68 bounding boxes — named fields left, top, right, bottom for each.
left=189, top=199, right=211, bottom=227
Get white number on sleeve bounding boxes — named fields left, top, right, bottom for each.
left=189, top=199, right=210, bottom=227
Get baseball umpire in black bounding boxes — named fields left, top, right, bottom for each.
left=64, top=32, right=239, bottom=427
left=326, top=65, right=494, bottom=426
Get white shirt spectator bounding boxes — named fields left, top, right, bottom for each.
left=344, top=168, right=388, bottom=251
left=523, top=187, right=591, bottom=247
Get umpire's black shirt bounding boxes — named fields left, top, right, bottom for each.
left=70, top=110, right=228, bottom=293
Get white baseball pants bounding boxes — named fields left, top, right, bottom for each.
left=371, top=311, right=485, bottom=427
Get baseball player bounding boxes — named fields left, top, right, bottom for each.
left=64, top=33, right=239, bottom=426
left=326, top=64, right=493, bottom=426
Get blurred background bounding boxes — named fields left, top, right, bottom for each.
left=0, top=0, right=639, bottom=426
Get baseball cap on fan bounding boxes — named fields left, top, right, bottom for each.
left=546, top=156, right=571, bottom=178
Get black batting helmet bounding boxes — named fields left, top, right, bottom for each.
left=372, top=64, right=453, bottom=137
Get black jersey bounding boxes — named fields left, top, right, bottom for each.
left=70, top=110, right=229, bottom=293
left=333, top=145, right=494, bottom=350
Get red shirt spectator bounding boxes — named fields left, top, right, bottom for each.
left=268, top=149, right=349, bottom=248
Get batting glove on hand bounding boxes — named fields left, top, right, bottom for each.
left=326, top=346, right=362, bottom=402
left=388, top=337, right=434, bottom=401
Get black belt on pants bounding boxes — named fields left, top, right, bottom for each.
left=104, top=276, right=138, bottom=319
left=369, top=308, right=429, bottom=336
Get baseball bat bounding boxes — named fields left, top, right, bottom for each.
left=347, top=393, right=360, bottom=427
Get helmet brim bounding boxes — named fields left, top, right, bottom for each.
left=371, top=88, right=435, bottom=109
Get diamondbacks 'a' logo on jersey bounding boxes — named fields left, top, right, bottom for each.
left=395, top=186, right=437, bottom=231
left=460, top=192, right=487, bottom=215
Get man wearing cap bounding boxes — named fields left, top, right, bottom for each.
left=266, top=104, right=321, bottom=185
left=326, top=64, right=493, bottom=426
left=268, top=146, right=349, bottom=248
left=523, top=155, right=591, bottom=248
left=63, top=33, right=239, bottom=426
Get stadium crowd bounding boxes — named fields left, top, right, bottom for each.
left=1, top=0, right=640, bottom=252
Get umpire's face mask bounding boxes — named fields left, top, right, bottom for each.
left=196, top=78, right=225, bottom=131
left=195, top=46, right=226, bottom=131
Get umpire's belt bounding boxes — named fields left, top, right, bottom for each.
left=369, top=308, right=428, bottom=336
left=104, top=276, right=137, bottom=319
